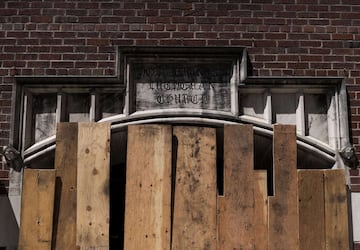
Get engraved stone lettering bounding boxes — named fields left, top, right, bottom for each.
left=134, top=62, right=232, bottom=111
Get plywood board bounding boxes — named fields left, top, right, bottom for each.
left=298, top=170, right=325, bottom=250
left=218, top=124, right=255, bottom=249
left=53, top=123, right=78, bottom=250
left=124, top=125, right=172, bottom=250
left=254, top=170, right=268, bottom=250
left=268, top=125, right=299, bottom=250
left=324, top=169, right=350, bottom=250
left=172, top=126, right=217, bottom=250
left=76, top=122, right=111, bottom=249
left=18, top=169, right=56, bottom=250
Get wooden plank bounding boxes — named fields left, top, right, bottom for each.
left=172, top=126, right=217, bottom=250
left=124, top=125, right=172, bottom=250
left=18, top=169, right=56, bottom=250
left=268, top=125, right=299, bottom=250
left=218, top=124, right=255, bottom=249
left=53, top=123, right=78, bottom=250
left=254, top=170, right=268, bottom=250
left=298, top=170, right=325, bottom=250
left=76, top=122, right=111, bottom=249
left=324, top=169, right=350, bottom=250
left=37, top=170, right=56, bottom=243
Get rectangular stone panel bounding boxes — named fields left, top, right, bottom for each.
left=133, top=62, right=232, bottom=112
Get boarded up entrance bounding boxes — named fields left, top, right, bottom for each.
left=18, top=123, right=350, bottom=249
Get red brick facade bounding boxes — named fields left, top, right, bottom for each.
left=1, top=1, right=360, bottom=190
left=2, top=1, right=360, bottom=248
left=0, top=0, right=360, bottom=249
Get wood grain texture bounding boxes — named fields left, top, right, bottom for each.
left=76, top=122, right=111, bottom=249
left=254, top=170, right=268, bottom=250
left=53, top=123, right=78, bottom=250
left=268, top=125, right=299, bottom=250
left=172, top=126, right=217, bottom=250
left=218, top=124, right=255, bottom=250
left=298, top=170, right=325, bottom=250
left=124, top=125, right=172, bottom=250
left=18, top=169, right=56, bottom=250
left=324, top=169, right=350, bottom=250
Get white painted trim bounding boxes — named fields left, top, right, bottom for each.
left=264, top=90, right=272, bottom=125
left=296, top=92, right=305, bottom=136
left=24, top=144, right=56, bottom=164
left=352, top=192, right=360, bottom=242
left=230, top=59, right=239, bottom=116
left=56, top=94, right=62, bottom=123
left=24, top=135, right=56, bottom=157
left=126, top=108, right=233, bottom=119
left=21, top=93, right=28, bottom=155
left=90, top=93, right=96, bottom=122
left=328, top=93, right=338, bottom=149
left=339, top=81, right=350, bottom=148
left=124, top=62, right=130, bottom=116
left=335, top=89, right=341, bottom=150
left=240, top=48, right=248, bottom=82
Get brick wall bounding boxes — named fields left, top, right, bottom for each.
left=2, top=0, right=360, bottom=247
left=1, top=1, right=360, bottom=192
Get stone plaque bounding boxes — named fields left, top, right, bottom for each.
left=133, top=62, right=232, bottom=112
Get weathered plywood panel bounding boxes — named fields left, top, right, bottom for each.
left=254, top=170, right=268, bottom=250
left=268, top=125, right=299, bottom=250
left=298, top=170, right=325, bottom=250
left=172, top=126, right=217, bottom=250
left=76, top=122, right=111, bottom=249
left=218, top=125, right=255, bottom=249
left=18, top=169, right=56, bottom=250
left=53, top=123, right=78, bottom=250
left=324, top=169, right=350, bottom=250
left=124, top=125, right=172, bottom=250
